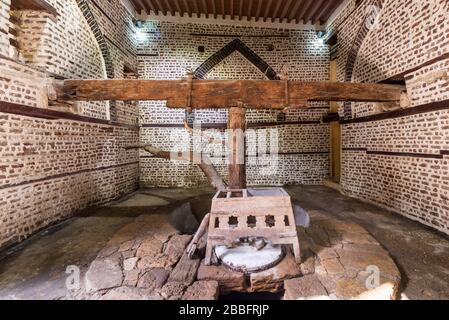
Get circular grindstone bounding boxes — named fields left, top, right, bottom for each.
left=215, top=244, right=285, bottom=274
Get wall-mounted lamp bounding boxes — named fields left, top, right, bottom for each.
left=135, top=20, right=143, bottom=28
left=316, top=31, right=326, bottom=39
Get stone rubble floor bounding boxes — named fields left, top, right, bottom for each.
left=67, top=209, right=401, bottom=300
left=0, top=186, right=448, bottom=300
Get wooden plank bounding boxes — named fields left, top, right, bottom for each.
left=167, top=252, right=201, bottom=285
left=340, top=100, right=449, bottom=124
left=54, top=79, right=404, bottom=109
left=10, top=0, right=58, bottom=16
left=329, top=60, right=341, bottom=182
left=206, top=188, right=301, bottom=265
left=0, top=101, right=137, bottom=129
left=228, top=107, right=246, bottom=189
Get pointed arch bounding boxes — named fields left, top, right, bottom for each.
left=343, top=0, right=384, bottom=119
left=75, top=0, right=117, bottom=120
left=193, top=39, right=280, bottom=80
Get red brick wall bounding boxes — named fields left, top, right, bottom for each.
left=329, top=0, right=449, bottom=234
left=0, top=0, right=10, bottom=57
left=0, top=0, right=139, bottom=250
left=137, top=22, right=331, bottom=187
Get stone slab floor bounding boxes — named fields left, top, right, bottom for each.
left=0, top=186, right=448, bottom=300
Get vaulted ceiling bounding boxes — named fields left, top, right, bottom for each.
left=129, top=0, right=345, bottom=25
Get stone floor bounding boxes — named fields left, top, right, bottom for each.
left=0, top=186, right=448, bottom=300
left=0, top=188, right=213, bottom=300
left=288, top=186, right=449, bottom=300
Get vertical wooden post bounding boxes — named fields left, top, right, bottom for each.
left=228, top=107, right=247, bottom=189
left=330, top=59, right=341, bottom=182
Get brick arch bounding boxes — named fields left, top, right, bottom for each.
left=75, top=0, right=114, bottom=79
left=343, top=0, right=384, bottom=119
left=194, top=39, right=280, bottom=80
left=75, top=0, right=117, bottom=120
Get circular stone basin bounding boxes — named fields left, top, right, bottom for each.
left=215, top=244, right=285, bottom=274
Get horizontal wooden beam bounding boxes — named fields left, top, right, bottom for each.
left=10, top=0, right=59, bottom=16
left=52, top=79, right=405, bottom=110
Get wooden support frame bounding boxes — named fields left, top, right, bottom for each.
left=329, top=60, right=341, bottom=182
left=10, top=0, right=59, bottom=17
left=228, top=107, right=247, bottom=189
left=51, top=79, right=406, bottom=110
left=205, top=188, right=301, bottom=266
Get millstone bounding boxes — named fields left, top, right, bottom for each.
left=215, top=244, right=285, bottom=274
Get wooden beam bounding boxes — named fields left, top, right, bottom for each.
left=174, top=0, right=183, bottom=17
left=166, top=0, right=175, bottom=16
left=128, top=144, right=227, bottom=191
left=329, top=60, right=341, bottom=183
left=211, top=0, right=217, bottom=19
left=183, top=0, right=191, bottom=17
left=263, top=0, right=273, bottom=22
left=255, top=0, right=263, bottom=21
left=280, top=0, right=294, bottom=23
left=154, top=0, right=167, bottom=16
left=192, top=0, right=201, bottom=18
left=202, top=0, right=209, bottom=18
left=147, top=0, right=159, bottom=15
left=271, top=0, right=284, bottom=22
left=53, top=79, right=405, bottom=110
left=246, top=0, right=254, bottom=21
left=221, top=0, right=226, bottom=19
left=297, top=0, right=313, bottom=23
left=239, top=0, right=244, bottom=20
left=228, top=107, right=246, bottom=189
left=135, top=0, right=148, bottom=13
left=288, top=0, right=303, bottom=23
left=10, top=0, right=58, bottom=16
left=303, top=0, right=322, bottom=24
left=313, top=0, right=333, bottom=24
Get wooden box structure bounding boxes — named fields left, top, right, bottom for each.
left=205, top=188, right=301, bottom=266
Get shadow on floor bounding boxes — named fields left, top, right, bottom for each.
left=0, top=186, right=448, bottom=300
left=285, top=185, right=449, bottom=300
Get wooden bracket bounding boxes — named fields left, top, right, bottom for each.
left=284, top=78, right=289, bottom=109
left=185, top=71, right=194, bottom=113
left=47, top=77, right=79, bottom=112
left=280, top=68, right=290, bottom=110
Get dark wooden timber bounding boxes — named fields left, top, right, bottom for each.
left=381, top=52, right=449, bottom=83
left=340, top=100, right=449, bottom=124
left=228, top=107, right=247, bottom=189
left=53, top=79, right=404, bottom=109
left=343, top=148, right=448, bottom=160
left=0, top=101, right=138, bottom=129
left=141, top=121, right=322, bottom=129
left=10, top=0, right=59, bottom=16
left=129, top=0, right=344, bottom=25
left=0, top=162, right=139, bottom=191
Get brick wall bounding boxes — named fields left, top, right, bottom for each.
left=0, top=58, right=47, bottom=107
left=329, top=0, right=449, bottom=234
left=86, top=0, right=139, bottom=125
left=0, top=0, right=139, bottom=250
left=0, top=112, right=139, bottom=248
left=137, top=21, right=330, bottom=188
left=0, top=0, right=9, bottom=57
